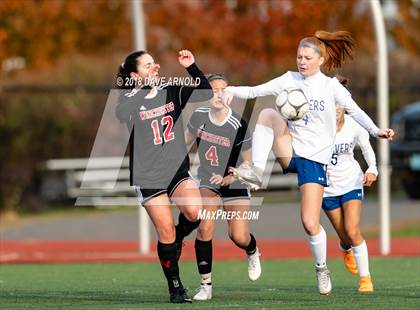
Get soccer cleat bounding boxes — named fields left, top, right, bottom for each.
left=193, top=283, right=212, bottom=300
left=229, top=162, right=263, bottom=191
left=247, top=247, right=262, bottom=281
left=315, top=265, right=332, bottom=295
left=342, top=250, right=358, bottom=275
left=170, top=286, right=192, bottom=303
left=358, top=276, right=374, bottom=293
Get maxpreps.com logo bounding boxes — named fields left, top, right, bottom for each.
left=198, top=209, right=259, bottom=221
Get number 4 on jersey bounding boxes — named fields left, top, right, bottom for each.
left=205, top=145, right=219, bottom=166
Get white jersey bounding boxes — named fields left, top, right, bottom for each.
left=324, top=115, right=378, bottom=197
left=225, top=71, right=379, bottom=165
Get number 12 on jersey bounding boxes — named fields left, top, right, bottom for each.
left=151, top=116, right=175, bottom=145
left=205, top=145, right=219, bottom=166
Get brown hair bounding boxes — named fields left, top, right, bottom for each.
left=299, top=30, right=355, bottom=72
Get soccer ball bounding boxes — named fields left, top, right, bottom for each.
left=275, top=87, right=309, bottom=121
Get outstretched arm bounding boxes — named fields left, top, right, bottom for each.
left=222, top=74, right=286, bottom=106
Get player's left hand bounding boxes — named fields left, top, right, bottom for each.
left=209, top=173, right=223, bottom=185
left=178, top=50, right=195, bottom=68
left=377, top=128, right=395, bottom=140
left=363, top=172, right=377, bottom=187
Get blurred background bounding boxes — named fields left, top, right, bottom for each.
left=0, top=0, right=419, bottom=260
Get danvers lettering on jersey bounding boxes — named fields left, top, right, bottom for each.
left=308, top=99, right=325, bottom=111
left=333, top=142, right=354, bottom=155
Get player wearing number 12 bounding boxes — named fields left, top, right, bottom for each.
left=185, top=74, right=261, bottom=301
left=115, top=50, right=212, bottom=303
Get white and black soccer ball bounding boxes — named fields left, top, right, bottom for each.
left=275, top=87, right=309, bottom=121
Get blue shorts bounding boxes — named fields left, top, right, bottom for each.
left=284, top=157, right=328, bottom=187
left=322, top=189, right=364, bottom=211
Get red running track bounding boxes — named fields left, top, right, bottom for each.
left=1, top=238, right=419, bottom=264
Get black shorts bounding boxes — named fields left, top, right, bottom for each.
left=199, top=180, right=250, bottom=202
left=134, top=170, right=193, bottom=205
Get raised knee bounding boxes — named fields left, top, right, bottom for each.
left=258, top=108, right=277, bottom=125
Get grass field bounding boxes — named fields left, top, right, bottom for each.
left=1, top=258, right=419, bottom=309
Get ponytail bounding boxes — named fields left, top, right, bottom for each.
left=299, top=30, right=355, bottom=72
left=315, top=31, right=354, bottom=71
left=115, top=50, right=147, bottom=89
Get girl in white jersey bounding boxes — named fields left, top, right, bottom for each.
left=323, top=76, right=377, bottom=293
left=223, top=30, right=394, bottom=295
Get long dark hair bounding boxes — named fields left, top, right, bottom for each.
left=115, top=50, right=147, bottom=89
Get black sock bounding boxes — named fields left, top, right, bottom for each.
left=157, top=241, right=182, bottom=292
left=175, top=213, right=201, bottom=243
left=245, top=234, right=257, bottom=255
left=195, top=239, right=212, bottom=275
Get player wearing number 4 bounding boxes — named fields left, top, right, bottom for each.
left=223, top=30, right=394, bottom=295
left=323, top=76, right=377, bottom=293
left=185, top=74, right=261, bottom=301
left=115, top=50, right=212, bottom=303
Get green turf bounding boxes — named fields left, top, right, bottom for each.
left=392, top=222, right=420, bottom=238
left=0, top=258, right=419, bottom=309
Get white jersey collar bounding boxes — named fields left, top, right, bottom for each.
left=209, top=108, right=232, bottom=127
